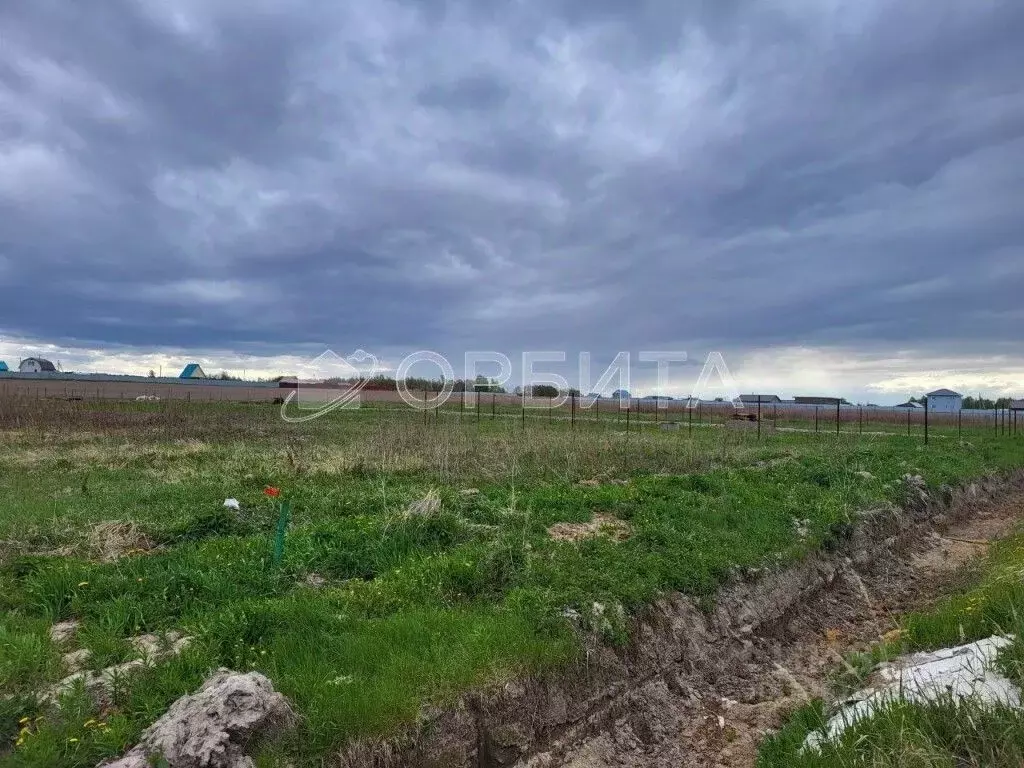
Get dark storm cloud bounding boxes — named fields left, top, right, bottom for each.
left=1, top=0, right=1023, bottom=367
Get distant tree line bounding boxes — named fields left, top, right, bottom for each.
left=315, top=375, right=597, bottom=397
left=906, top=394, right=1017, bottom=409
left=320, top=374, right=508, bottom=393
left=962, top=395, right=1018, bottom=409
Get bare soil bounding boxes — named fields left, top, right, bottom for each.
left=548, top=513, right=633, bottom=544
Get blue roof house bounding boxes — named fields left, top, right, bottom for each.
left=0, top=361, right=8, bottom=372
left=179, top=363, right=207, bottom=379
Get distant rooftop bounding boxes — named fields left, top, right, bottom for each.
left=739, top=394, right=781, bottom=403
left=926, top=388, right=962, bottom=398
left=21, top=357, right=57, bottom=372
left=179, top=363, right=206, bottom=379
left=794, top=396, right=847, bottom=405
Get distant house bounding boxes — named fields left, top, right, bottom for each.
left=19, top=357, right=57, bottom=373
left=1009, top=399, right=1024, bottom=412
left=739, top=394, right=781, bottom=404
left=894, top=400, right=924, bottom=409
left=794, top=396, right=848, bottom=406
left=179, top=363, right=207, bottom=379
left=0, top=361, right=8, bottom=372
left=926, top=388, right=963, bottom=413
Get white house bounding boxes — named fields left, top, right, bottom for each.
left=926, top=388, right=963, bottom=413
left=19, top=357, right=57, bottom=373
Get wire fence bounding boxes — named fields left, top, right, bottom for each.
left=1, top=379, right=1021, bottom=443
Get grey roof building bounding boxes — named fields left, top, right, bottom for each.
left=739, top=394, right=781, bottom=404
left=19, top=357, right=57, bottom=373
left=926, top=388, right=963, bottom=398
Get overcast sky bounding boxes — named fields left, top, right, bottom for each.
left=1, top=0, right=1022, bottom=402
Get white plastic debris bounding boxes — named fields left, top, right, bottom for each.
left=804, top=635, right=1019, bottom=751
left=223, top=498, right=240, bottom=510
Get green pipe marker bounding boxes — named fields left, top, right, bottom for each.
left=272, top=501, right=292, bottom=567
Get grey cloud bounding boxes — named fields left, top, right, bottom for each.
left=0, top=0, right=1023, bottom=373
left=418, top=75, right=511, bottom=111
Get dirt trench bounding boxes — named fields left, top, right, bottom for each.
left=545, top=493, right=1024, bottom=768
left=337, top=472, right=1024, bottom=768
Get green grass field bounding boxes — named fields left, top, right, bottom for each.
left=2, top=399, right=1023, bottom=767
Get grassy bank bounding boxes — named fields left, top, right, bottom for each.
left=2, top=401, right=1023, bottom=766
left=760, top=524, right=1024, bottom=767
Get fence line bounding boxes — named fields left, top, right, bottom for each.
left=0, top=379, right=1020, bottom=443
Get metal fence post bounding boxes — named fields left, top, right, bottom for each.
left=815, top=406, right=819, bottom=433
left=757, top=397, right=761, bottom=440
left=924, top=398, right=929, bottom=445
left=836, top=399, right=840, bottom=436
left=491, top=392, right=496, bottom=420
